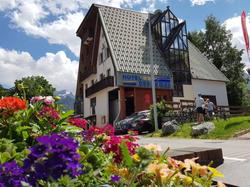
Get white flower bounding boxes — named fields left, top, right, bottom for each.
left=44, top=96, right=55, bottom=105
left=144, top=144, right=162, bottom=153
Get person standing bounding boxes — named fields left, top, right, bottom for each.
left=195, top=94, right=205, bottom=124
left=206, top=99, right=215, bottom=119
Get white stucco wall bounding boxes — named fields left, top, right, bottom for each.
left=173, top=79, right=228, bottom=106
left=192, top=79, right=228, bottom=106
left=81, top=28, right=116, bottom=126
left=173, top=84, right=195, bottom=102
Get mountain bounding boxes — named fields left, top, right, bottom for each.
left=54, top=90, right=75, bottom=111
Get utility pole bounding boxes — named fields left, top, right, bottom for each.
left=148, top=13, right=158, bottom=131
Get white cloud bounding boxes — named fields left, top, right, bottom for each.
left=0, top=0, right=17, bottom=11
left=0, top=48, right=78, bottom=93
left=190, top=0, right=214, bottom=6
left=223, top=14, right=250, bottom=68
left=0, top=0, right=146, bottom=57
left=11, top=10, right=84, bottom=57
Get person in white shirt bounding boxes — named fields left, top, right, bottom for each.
left=195, top=94, right=205, bottom=124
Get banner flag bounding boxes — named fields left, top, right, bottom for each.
left=241, top=11, right=250, bottom=54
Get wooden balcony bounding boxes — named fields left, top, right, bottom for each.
left=79, top=67, right=97, bottom=83
left=85, top=76, right=114, bottom=97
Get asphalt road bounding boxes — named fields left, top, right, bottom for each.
left=138, top=137, right=250, bottom=187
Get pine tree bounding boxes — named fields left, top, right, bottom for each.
left=188, top=15, right=249, bottom=106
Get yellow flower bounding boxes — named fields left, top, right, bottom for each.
left=107, top=165, right=119, bottom=174
left=199, top=165, right=208, bottom=177
left=183, top=176, right=193, bottom=184
left=132, top=154, right=140, bottom=162
left=168, top=157, right=185, bottom=170
left=144, top=144, right=162, bottom=154
left=159, top=168, right=175, bottom=182
left=119, top=168, right=130, bottom=178
left=147, top=163, right=169, bottom=174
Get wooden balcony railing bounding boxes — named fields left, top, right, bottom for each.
left=85, top=76, right=114, bottom=97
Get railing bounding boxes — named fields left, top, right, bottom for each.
left=85, top=76, right=114, bottom=97
left=163, top=100, right=250, bottom=123
left=215, top=106, right=250, bottom=118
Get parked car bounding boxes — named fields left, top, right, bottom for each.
left=115, top=110, right=154, bottom=134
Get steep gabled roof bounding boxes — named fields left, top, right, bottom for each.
left=188, top=41, right=229, bottom=82
left=77, top=4, right=228, bottom=82
left=96, top=4, right=171, bottom=76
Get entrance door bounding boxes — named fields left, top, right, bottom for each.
left=109, top=89, right=119, bottom=124
left=125, top=96, right=134, bottom=116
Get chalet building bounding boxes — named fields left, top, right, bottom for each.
left=75, top=4, right=229, bottom=126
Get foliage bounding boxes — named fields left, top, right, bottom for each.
left=150, top=100, right=172, bottom=123
left=0, top=95, right=225, bottom=186
left=188, top=15, right=249, bottom=106
left=14, top=76, right=55, bottom=100
left=0, top=85, right=8, bottom=98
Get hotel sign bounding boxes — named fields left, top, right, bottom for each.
left=117, top=72, right=171, bottom=89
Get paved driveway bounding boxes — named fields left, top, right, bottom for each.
left=138, top=137, right=250, bottom=187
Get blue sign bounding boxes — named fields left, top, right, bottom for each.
left=118, top=73, right=171, bottom=89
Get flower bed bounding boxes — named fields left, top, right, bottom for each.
left=0, top=96, right=226, bottom=186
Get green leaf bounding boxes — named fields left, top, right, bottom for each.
left=22, top=131, right=29, bottom=140
left=0, top=152, right=11, bottom=164
left=120, top=141, right=133, bottom=168
left=16, top=126, right=32, bottom=134
left=61, top=110, right=74, bottom=119
left=208, top=166, right=224, bottom=177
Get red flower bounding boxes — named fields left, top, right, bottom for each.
left=0, top=97, right=26, bottom=117
left=102, top=135, right=138, bottom=163
left=68, top=118, right=87, bottom=129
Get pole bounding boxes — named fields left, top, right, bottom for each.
left=148, top=13, right=159, bottom=131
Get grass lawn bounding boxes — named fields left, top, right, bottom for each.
left=146, top=116, right=250, bottom=139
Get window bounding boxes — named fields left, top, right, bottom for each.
left=100, top=73, right=105, bottom=80
left=107, top=69, right=111, bottom=77
left=85, top=84, right=88, bottom=89
left=100, top=45, right=110, bottom=64
left=152, top=8, right=191, bottom=97
left=90, top=97, right=96, bottom=115
left=100, top=53, right=103, bottom=64
left=107, top=48, right=110, bottom=58
left=91, top=80, right=94, bottom=85
left=173, top=84, right=183, bottom=97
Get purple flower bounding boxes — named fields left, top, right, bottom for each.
left=110, top=175, right=120, bottom=183
left=0, top=161, right=25, bottom=187
left=24, top=133, right=82, bottom=184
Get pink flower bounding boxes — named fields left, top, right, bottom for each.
left=100, top=124, right=115, bottom=136
left=39, top=106, right=60, bottom=120
left=30, top=96, right=45, bottom=104
left=44, top=96, right=55, bottom=105
left=68, top=118, right=88, bottom=129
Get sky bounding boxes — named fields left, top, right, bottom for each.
left=0, top=0, right=250, bottom=93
